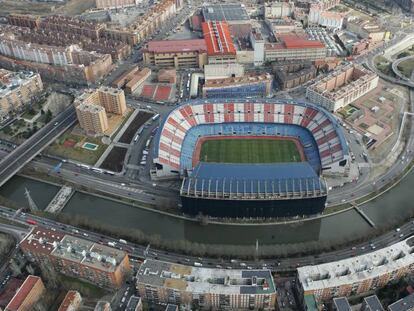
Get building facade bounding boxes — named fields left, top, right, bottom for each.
left=0, top=69, right=43, bottom=118
left=74, top=87, right=126, bottom=134
left=273, top=61, right=316, bottom=90
left=202, top=73, right=273, bottom=98
left=306, top=64, right=379, bottom=111
left=5, top=275, right=45, bottom=311
left=136, top=259, right=277, bottom=310
left=96, top=0, right=139, bottom=9
left=143, top=39, right=208, bottom=69
left=297, top=236, right=414, bottom=302
left=58, top=291, right=82, bottom=311
left=20, top=227, right=131, bottom=288
left=265, top=35, right=326, bottom=62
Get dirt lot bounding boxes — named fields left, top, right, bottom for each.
left=118, top=111, right=153, bottom=144
left=100, top=146, right=127, bottom=172
left=0, top=0, right=95, bottom=17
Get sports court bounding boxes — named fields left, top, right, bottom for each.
left=198, top=137, right=304, bottom=164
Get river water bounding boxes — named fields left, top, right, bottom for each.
left=2, top=171, right=413, bottom=246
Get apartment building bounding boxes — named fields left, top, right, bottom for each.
left=7, top=14, right=41, bottom=29
left=297, top=236, right=414, bottom=302
left=20, top=227, right=131, bottom=288
left=136, top=259, right=277, bottom=310
left=265, top=35, right=326, bottom=62
left=0, top=30, right=112, bottom=84
left=264, top=1, right=295, bottom=19
left=143, top=39, right=208, bottom=69
left=5, top=276, right=45, bottom=311
left=103, top=0, right=177, bottom=45
left=76, top=103, right=108, bottom=134
left=0, top=69, right=43, bottom=118
left=58, top=291, right=82, bottom=311
left=74, top=87, right=126, bottom=134
left=96, top=0, right=139, bottom=9
left=273, top=61, right=316, bottom=89
left=306, top=64, right=379, bottom=111
left=112, top=67, right=152, bottom=93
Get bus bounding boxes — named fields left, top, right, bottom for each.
left=145, top=139, right=151, bottom=148
left=152, top=114, right=160, bottom=121
left=80, top=164, right=90, bottom=170
left=26, top=219, right=37, bottom=225
left=134, top=134, right=139, bottom=143
left=104, top=170, right=115, bottom=176
left=92, top=168, right=103, bottom=174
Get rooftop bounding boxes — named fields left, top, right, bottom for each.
left=125, top=296, right=142, bottom=311
left=388, top=294, right=414, bottom=311
left=333, top=297, right=351, bottom=311
left=0, top=69, right=40, bottom=98
left=58, top=290, right=81, bottom=311
left=51, top=235, right=125, bottom=272
left=204, top=72, right=272, bottom=87
left=145, top=39, right=207, bottom=53
left=20, top=227, right=65, bottom=255
left=202, top=4, right=249, bottom=23
left=136, top=259, right=276, bottom=295
left=6, top=276, right=43, bottom=311
left=363, top=295, right=384, bottom=311
left=298, top=236, right=414, bottom=292
left=202, top=21, right=236, bottom=56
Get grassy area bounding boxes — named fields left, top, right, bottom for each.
left=199, top=139, right=302, bottom=164
left=59, top=274, right=109, bottom=298
left=47, top=129, right=107, bottom=165
left=397, top=59, right=414, bottom=79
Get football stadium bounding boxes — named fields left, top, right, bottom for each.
left=153, top=98, right=349, bottom=218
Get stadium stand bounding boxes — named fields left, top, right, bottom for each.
left=153, top=98, right=349, bottom=217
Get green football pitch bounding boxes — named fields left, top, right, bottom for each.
left=199, top=139, right=302, bottom=164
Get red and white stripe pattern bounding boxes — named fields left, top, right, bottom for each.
left=157, top=102, right=345, bottom=170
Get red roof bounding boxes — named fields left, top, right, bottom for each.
left=202, top=21, right=236, bottom=56
left=58, top=291, right=81, bottom=311
left=278, top=35, right=325, bottom=49
left=6, top=276, right=42, bottom=311
left=146, top=39, right=207, bottom=53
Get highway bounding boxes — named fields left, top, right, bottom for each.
left=0, top=105, right=76, bottom=188
left=1, top=205, right=413, bottom=273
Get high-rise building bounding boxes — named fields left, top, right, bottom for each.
left=74, top=87, right=126, bottom=134
left=136, top=259, right=277, bottom=310
left=5, top=275, right=45, bottom=311
left=20, top=227, right=131, bottom=288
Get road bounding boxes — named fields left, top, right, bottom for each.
left=0, top=105, right=76, bottom=188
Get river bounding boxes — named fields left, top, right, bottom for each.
left=1, top=171, right=413, bottom=246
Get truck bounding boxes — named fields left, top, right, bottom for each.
left=107, top=242, right=116, bottom=247
left=119, top=239, right=127, bottom=244
left=26, top=219, right=37, bottom=225
left=152, top=114, right=160, bottom=121
left=194, top=262, right=203, bottom=267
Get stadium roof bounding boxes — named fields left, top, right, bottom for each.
left=202, top=4, right=250, bottom=23
left=202, top=21, right=236, bottom=56
left=145, top=39, right=207, bottom=53
left=181, top=162, right=326, bottom=198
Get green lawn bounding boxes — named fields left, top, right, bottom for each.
left=199, top=139, right=302, bottom=164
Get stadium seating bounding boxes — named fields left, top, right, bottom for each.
left=154, top=99, right=348, bottom=175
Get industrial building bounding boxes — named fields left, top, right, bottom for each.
left=5, top=275, right=45, bottom=311
left=204, top=63, right=245, bottom=80
left=265, top=35, right=326, bottom=62
left=202, top=21, right=237, bottom=64
left=202, top=73, right=273, bottom=98
left=20, top=227, right=131, bottom=288
left=274, top=61, right=316, bottom=90
left=57, top=291, right=82, bottom=311
left=297, top=236, right=414, bottom=302
left=346, top=18, right=391, bottom=43
left=74, top=87, right=126, bottom=134
left=143, top=39, right=207, bottom=69
left=136, top=259, right=277, bottom=310
left=96, top=0, right=139, bottom=9
left=201, top=3, right=250, bottom=25
left=306, top=64, right=379, bottom=112
left=0, top=69, right=43, bottom=119
left=264, top=1, right=295, bottom=19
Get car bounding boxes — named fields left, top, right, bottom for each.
left=396, top=228, right=401, bottom=232
left=400, top=233, right=405, bottom=238
left=53, top=122, right=59, bottom=126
